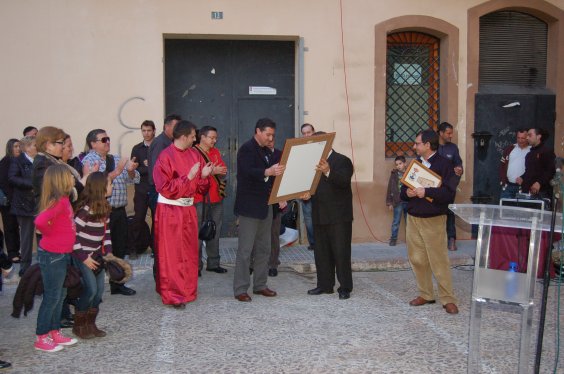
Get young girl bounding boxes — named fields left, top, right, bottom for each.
left=71, top=172, right=112, bottom=339
left=34, top=164, right=78, bottom=352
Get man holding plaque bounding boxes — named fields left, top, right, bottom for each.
left=303, top=132, right=354, bottom=300
left=233, top=118, right=285, bottom=302
left=401, top=129, right=459, bottom=314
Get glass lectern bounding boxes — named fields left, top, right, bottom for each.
left=449, top=204, right=562, bottom=374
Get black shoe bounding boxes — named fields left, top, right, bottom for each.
left=0, top=360, right=11, bottom=370
left=268, top=268, right=278, bottom=277
left=206, top=266, right=228, bottom=274
left=307, top=245, right=314, bottom=251
left=110, top=284, right=136, bottom=296
left=338, top=290, right=351, bottom=300
left=173, top=303, right=186, bottom=310
left=249, top=268, right=253, bottom=275
left=307, top=287, right=334, bottom=295
left=198, top=270, right=202, bottom=277
left=60, top=318, right=74, bottom=328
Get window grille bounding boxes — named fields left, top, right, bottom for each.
left=386, top=32, right=440, bottom=158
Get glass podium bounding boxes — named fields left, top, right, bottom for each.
left=449, top=204, right=562, bottom=374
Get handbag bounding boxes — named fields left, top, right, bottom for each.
left=198, top=194, right=216, bottom=241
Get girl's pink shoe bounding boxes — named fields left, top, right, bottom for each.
left=34, top=334, right=63, bottom=352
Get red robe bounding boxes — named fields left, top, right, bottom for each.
left=153, top=144, right=210, bottom=305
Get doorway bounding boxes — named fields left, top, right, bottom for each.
left=164, top=39, right=296, bottom=236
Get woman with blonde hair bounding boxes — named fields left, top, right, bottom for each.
left=33, top=164, right=78, bottom=351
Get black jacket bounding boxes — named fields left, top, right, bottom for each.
left=8, top=153, right=35, bottom=216
left=234, top=137, right=275, bottom=220
left=0, top=156, right=14, bottom=202
left=131, top=141, right=150, bottom=188
left=311, top=151, right=354, bottom=225
left=521, top=142, right=555, bottom=195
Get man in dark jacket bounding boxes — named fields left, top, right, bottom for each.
left=401, top=129, right=459, bottom=314
left=233, top=118, right=284, bottom=302
left=516, top=127, right=555, bottom=201
left=305, top=132, right=354, bottom=300
left=129, top=120, right=156, bottom=258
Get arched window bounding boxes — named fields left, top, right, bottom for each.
left=479, top=11, right=547, bottom=88
left=386, top=32, right=440, bottom=158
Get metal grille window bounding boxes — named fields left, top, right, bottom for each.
left=386, top=32, right=440, bottom=158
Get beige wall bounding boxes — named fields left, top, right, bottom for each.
left=1, top=0, right=563, bottom=241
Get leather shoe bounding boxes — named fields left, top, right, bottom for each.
left=338, top=290, right=350, bottom=300
left=173, top=303, right=186, bottom=310
left=268, top=268, right=278, bottom=277
left=60, top=318, right=74, bottom=328
left=443, top=303, right=459, bottom=314
left=235, top=293, right=252, bottom=302
left=409, top=296, right=436, bottom=306
left=307, top=287, right=334, bottom=295
left=111, top=284, right=136, bottom=296
left=253, top=288, right=277, bottom=297
left=206, top=266, right=228, bottom=274
left=0, top=360, right=12, bottom=370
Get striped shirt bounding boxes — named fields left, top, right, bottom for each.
left=72, top=206, right=113, bottom=262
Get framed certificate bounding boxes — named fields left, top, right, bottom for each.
left=268, top=132, right=335, bottom=205
left=400, top=159, right=442, bottom=190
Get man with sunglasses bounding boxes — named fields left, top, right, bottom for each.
left=83, top=129, right=140, bottom=296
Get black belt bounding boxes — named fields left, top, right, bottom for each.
left=111, top=206, right=126, bottom=211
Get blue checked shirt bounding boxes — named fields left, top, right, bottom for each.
left=82, top=151, right=140, bottom=208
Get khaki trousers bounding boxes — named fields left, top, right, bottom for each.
left=406, top=214, right=457, bottom=305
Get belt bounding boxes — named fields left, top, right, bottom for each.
left=157, top=194, right=194, bottom=207
left=111, top=206, right=126, bottom=210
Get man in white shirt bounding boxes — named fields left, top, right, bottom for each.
left=499, top=129, right=530, bottom=200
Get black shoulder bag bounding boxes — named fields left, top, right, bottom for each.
left=198, top=194, right=216, bottom=241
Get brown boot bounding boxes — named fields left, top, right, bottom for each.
left=72, top=311, right=94, bottom=339
left=87, top=307, right=106, bottom=337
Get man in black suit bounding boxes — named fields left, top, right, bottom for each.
left=303, top=132, right=354, bottom=300
left=233, top=118, right=285, bottom=302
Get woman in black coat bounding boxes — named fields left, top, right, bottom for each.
left=8, top=136, right=38, bottom=275
left=0, top=138, right=21, bottom=262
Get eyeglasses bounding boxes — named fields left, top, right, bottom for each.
left=95, top=137, right=111, bottom=143
left=54, top=141, right=65, bottom=145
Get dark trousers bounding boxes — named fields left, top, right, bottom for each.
left=313, top=221, right=353, bottom=292
left=16, top=215, right=35, bottom=274
left=110, top=207, right=128, bottom=259
left=446, top=209, right=456, bottom=240
left=0, top=205, right=20, bottom=259
left=130, top=184, right=154, bottom=253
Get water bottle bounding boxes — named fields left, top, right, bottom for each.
left=505, top=261, right=518, bottom=299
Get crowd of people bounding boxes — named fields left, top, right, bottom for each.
left=0, top=116, right=556, bottom=366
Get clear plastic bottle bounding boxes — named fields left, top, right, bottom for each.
left=505, top=261, right=518, bottom=299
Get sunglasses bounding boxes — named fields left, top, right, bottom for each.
left=96, top=137, right=111, bottom=143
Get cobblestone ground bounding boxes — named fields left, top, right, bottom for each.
left=1, top=246, right=563, bottom=373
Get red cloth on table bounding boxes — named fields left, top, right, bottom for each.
left=489, top=226, right=558, bottom=278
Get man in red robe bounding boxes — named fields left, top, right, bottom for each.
left=153, top=120, right=213, bottom=309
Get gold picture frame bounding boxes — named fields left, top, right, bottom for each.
left=268, top=132, right=335, bottom=205
left=400, top=159, right=442, bottom=190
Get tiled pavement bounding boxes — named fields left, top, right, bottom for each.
left=0, top=239, right=563, bottom=373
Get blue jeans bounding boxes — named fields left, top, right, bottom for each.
left=301, top=201, right=315, bottom=246
left=390, top=202, right=408, bottom=240
left=75, top=258, right=105, bottom=311
left=36, top=248, right=69, bottom=335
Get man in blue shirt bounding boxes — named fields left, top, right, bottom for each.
left=437, top=122, right=463, bottom=251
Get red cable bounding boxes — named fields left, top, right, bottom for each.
left=338, top=0, right=384, bottom=242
